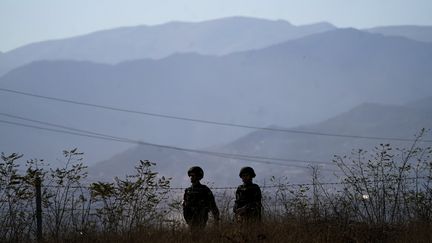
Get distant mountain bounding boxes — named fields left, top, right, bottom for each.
left=0, top=16, right=335, bottom=76
left=405, top=96, right=432, bottom=113
left=366, top=25, right=432, bottom=42
left=88, top=100, right=432, bottom=186
left=1, top=28, right=431, bottom=169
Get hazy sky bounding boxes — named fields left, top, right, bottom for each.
left=1, top=0, right=432, bottom=52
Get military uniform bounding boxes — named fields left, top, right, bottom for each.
left=234, top=183, right=262, bottom=222
left=183, top=182, right=220, bottom=229
left=234, top=167, right=262, bottom=223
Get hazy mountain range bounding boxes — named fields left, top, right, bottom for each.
left=0, top=17, right=431, bottom=183
left=2, top=16, right=432, bottom=77
left=88, top=99, right=432, bottom=186
left=0, top=17, right=336, bottom=77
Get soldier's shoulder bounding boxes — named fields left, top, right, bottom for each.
left=238, top=183, right=260, bottom=188
left=252, top=183, right=261, bottom=188
left=241, top=183, right=261, bottom=191
left=251, top=183, right=262, bottom=191
left=200, top=184, right=213, bottom=192
left=193, top=183, right=212, bottom=192
left=237, top=184, right=245, bottom=190
left=200, top=184, right=210, bottom=189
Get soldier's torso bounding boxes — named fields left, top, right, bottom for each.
left=236, top=183, right=261, bottom=207
left=184, top=184, right=211, bottom=210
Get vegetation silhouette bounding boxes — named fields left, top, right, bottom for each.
left=1, top=129, right=432, bottom=242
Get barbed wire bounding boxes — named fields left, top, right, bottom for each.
left=31, top=175, right=431, bottom=191
left=0, top=197, right=423, bottom=215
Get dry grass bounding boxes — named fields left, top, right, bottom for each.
left=51, top=219, right=432, bottom=243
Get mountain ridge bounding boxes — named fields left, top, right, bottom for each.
left=0, top=16, right=336, bottom=77
left=366, top=25, right=432, bottom=43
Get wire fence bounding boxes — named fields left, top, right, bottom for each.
left=38, top=175, right=430, bottom=191
left=2, top=173, right=432, bottom=242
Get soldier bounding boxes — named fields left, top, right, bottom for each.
left=233, top=167, right=262, bottom=223
left=183, top=166, right=220, bottom=231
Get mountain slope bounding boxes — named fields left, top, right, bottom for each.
left=1, top=28, right=431, bottom=168
left=366, top=25, right=432, bottom=42
left=88, top=100, right=432, bottom=186
left=0, top=16, right=335, bottom=76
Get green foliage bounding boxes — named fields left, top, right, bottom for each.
left=89, top=160, right=172, bottom=233
left=0, top=150, right=173, bottom=242
left=333, top=129, right=432, bottom=224
left=0, top=152, right=34, bottom=242
left=42, top=148, right=90, bottom=241
left=267, top=175, right=312, bottom=220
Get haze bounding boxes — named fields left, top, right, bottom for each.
left=1, top=0, right=432, bottom=51
left=0, top=1, right=431, bottom=185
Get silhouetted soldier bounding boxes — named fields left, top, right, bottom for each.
left=183, top=166, right=220, bottom=232
left=234, top=167, right=262, bottom=223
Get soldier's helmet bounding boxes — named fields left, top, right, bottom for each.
left=239, top=167, right=256, bottom=178
left=188, top=166, right=204, bottom=179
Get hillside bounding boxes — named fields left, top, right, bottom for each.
left=88, top=100, right=432, bottom=186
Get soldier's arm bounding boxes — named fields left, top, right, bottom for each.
left=233, top=187, right=240, bottom=213
left=255, top=185, right=263, bottom=220
left=208, top=189, right=220, bottom=220
left=182, top=189, right=187, bottom=207
left=256, top=185, right=262, bottom=205
left=253, top=185, right=263, bottom=209
left=183, top=189, right=192, bottom=224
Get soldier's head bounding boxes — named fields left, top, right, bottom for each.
left=188, top=166, right=204, bottom=184
left=239, top=167, right=256, bottom=184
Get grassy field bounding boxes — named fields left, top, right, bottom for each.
left=2, top=135, right=432, bottom=242
left=55, top=220, right=432, bottom=243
